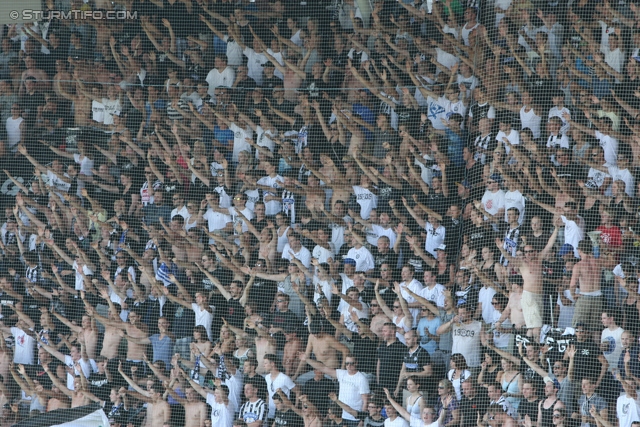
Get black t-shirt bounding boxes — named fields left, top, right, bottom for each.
left=274, top=408, right=303, bottom=426
left=249, top=279, right=278, bottom=315
left=226, top=297, right=246, bottom=329
left=372, top=248, right=398, bottom=270
left=304, top=77, right=328, bottom=98
left=518, top=399, right=540, bottom=423
left=352, top=335, right=379, bottom=375
left=403, top=346, right=432, bottom=389
left=443, top=216, right=463, bottom=256
left=88, top=371, right=111, bottom=401
left=377, top=340, right=407, bottom=389
left=301, top=377, right=337, bottom=416
left=573, top=340, right=602, bottom=380
left=459, top=392, right=490, bottom=427
left=425, top=192, right=448, bottom=217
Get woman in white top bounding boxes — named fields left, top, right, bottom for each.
left=275, top=213, right=291, bottom=254
left=384, top=388, right=447, bottom=427
left=405, top=377, right=426, bottom=427
left=446, top=353, right=471, bottom=401
left=519, top=90, right=542, bottom=139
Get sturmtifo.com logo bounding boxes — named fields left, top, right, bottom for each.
left=10, top=9, right=137, bottom=20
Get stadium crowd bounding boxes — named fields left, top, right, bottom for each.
left=1, top=0, right=640, bottom=426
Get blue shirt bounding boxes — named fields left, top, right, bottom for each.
left=352, top=103, right=375, bottom=141
left=150, top=334, right=174, bottom=367
left=445, top=128, right=466, bottom=167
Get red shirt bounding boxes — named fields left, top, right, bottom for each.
left=596, top=224, right=622, bottom=248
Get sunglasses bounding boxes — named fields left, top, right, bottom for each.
left=345, top=362, right=356, bottom=365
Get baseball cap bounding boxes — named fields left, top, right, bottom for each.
left=344, top=258, right=357, bottom=266
left=543, top=377, right=561, bottom=389
left=435, top=244, right=447, bottom=251
left=489, top=173, right=503, bottom=184
left=557, top=244, right=574, bottom=258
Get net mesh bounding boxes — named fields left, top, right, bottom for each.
left=0, top=0, right=635, bottom=426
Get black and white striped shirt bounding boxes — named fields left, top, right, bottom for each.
left=240, top=398, right=266, bottom=425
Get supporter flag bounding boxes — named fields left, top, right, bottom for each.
left=11, top=403, right=110, bottom=427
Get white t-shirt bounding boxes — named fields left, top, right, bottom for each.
left=11, top=327, right=35, bottom=364
left=265, top=373, right=296, bottom=418
left=73, top=259, right=93, bottom=291
left=313, top=277, right=334, bottom=305
left=451, top=321, right=482, bottom=367
left=496, top=129, right=520, bottom=154
left=481, top=189, right=506, bottom=218
left=601, top=326, right=624, bottom=372
left=102, top=98, right=121, bottom=126
left=548, top=106, right=571, bottom=134
left=346, top=246, right=375, bottom=272
left=192, top=303, right=213, bottom=342
left=425, top=223, right=445, bottom=258
left=352, top=186, right=377, bottom=220
left=257, top=175, right=284, bottom=215
left=367, top=224, right=397, bottom=248
left=281, top=243, right=312, bottom=269
left=617, top=393, right=640, bottom=427
left=340, top=300, right=369, bottom=332
left=595, top=130, right=619, bottom=166
left=243, top=47, right=268, bottom=86
left=587, top=166, right=611, bottom=190
left=64, top=354, right=96, bottom=390
left=420, top=284, right=446, bottom=308
left=222, top=35, right=243, bottom=66
left=206, top=66, right=235, bottom=97
left=336, top=369, right=370, bottom=421
left=400, top=279, right=425, bottom=326
left=73, top=153, right=94, bottom=177
left=385, top=417, right=410, bottom=427
left=91, top=100, right=105, bottom=123
left=560, top=215, right=585, bottom=258
left=171, top=205, right=190, bottom=220
left=207, top=394, right=234, bottom=427
left=202, top=209, right=232, bottom=233
left=504, top=190, right=525, bottom=225
left=229, top=122, right=253, bottom=163
left=312, top=245, right=335, bottom=264
left=256, top=126, right=276, bottom=160
left=478, top=286, right=498, bottom=324
left=607, top=166, right=635, bottom=197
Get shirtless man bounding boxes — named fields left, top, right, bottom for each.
left=248, top=315, right=277, bottom=375
left=495, top=224, right=558, bottom=340
left=119, top=367, right=171, bottom=427
left=96, top=295, right=149, bottom=364
left=570, top=240, right=606, bottom=336
left=167, top=384, right=207, bottom=427
left=51, top=308, right=99, bottom=359
left=293, top=318, right=350, bottom=384
left=282, top=326, right=303, bottom=378
left=56, top=78, right=92, bottom=127
left=38, top=363, right=70, bottom=411
left=83, top=294, right=123, bottom=360
left=370, top=286, right=392, bottom=339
